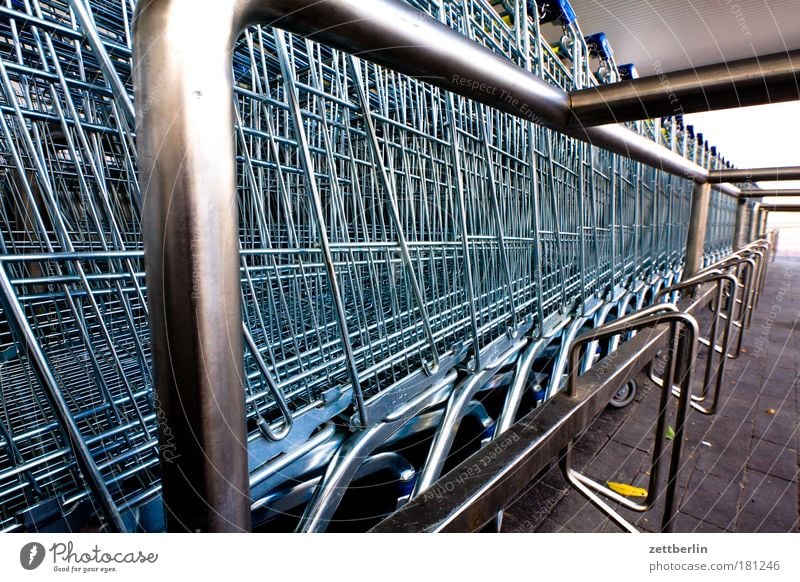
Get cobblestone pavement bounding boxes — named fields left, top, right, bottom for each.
left=502, top=256, right=800, bottom=533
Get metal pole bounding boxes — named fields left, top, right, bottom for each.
left=733, top=198, right=749, bottom=250
left=568, top=49, right=800, bottom=127
left=740, top=188, right=800, bottom=198
left=708, top=166, right=800, bottom=184
left=134, top=0, right=250, bottom=532
left=684, top=183, right=712, bottom=277
left=758, top=204, right=800, bottom=212
left=750, top=203, right=762, bottom=242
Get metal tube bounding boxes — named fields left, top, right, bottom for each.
left=759, top=204, right=800, bottom=212
left=134, top=0, right=250, bottom=532
left=569, top=49, right=800, bottom=127
left=684, top=183, right=712, bottom=277
left=709, top=166, right=800, bottom=184
left=740, top=189, right=800, bottom=198
left=759, top=210, right=768, bottom=238
left=750, top=204, right=762, bottom=242
left=69, top=0, right=135, bottom=126
left=733, top=199, right=749, bottom=250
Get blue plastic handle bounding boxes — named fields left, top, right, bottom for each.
left=618, top=63, right=639, bottom=80
left=534, top=0, right=577, bottom=25
left=585, top=32, right=613, bottom=59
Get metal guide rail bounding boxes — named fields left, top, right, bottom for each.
left=0, top=0, right=750, bottom=532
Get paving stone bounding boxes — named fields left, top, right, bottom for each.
left=611, top=414, right=660, bottom=452
left=547, top=490, right=604, bottom=531
left=533, top=518, right=569, bottom=533
left=680, top=471, right=744, bottom=529
left=717, top=396, right=756, bottom=421
left=737, top=470, right=798, bottom=532
left=753, top=413, right=798, bottom=448
left=502, top=481, right=565, bottom=532
left=536, top=463, right=570, bottom=494
left=584, top=440, right=648, bottom=485
left=692, top=434, right=752, bottom=478
left=669, top=512, right=724, bottom=533
left=725, top=381, right=760, bottom=403
left=703, top=418, right=753, bottom=448
left=746, top=439, right=798, bottom=482
left=499, top=511, right=527, bottom=533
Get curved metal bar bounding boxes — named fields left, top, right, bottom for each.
left=654, top=270, right=739, bottom=415
left=562, top=306, right=699, bottom=532
left=543, top=313, right=600, bottom=400
left=296, top=371, right=458, bottom=532
left=701, top=254, right=755, bottom=358
left=566, top=303, right=682, bottom=398
left=242, top=324, right=292, bottom=442
left=724, top=257, right=755, bottom=358
left=494, top=338, right=549, bottom=437
left=411, top=339, right=527, bottom=498
left=734, top=257, right=757, bottom=330
left=658, top=269, right=724, bottom=301
left=691, top=273, right=738, bottom=414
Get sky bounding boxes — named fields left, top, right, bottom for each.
left=685, top=101, right=800, bottom=255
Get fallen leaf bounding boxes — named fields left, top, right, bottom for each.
left=701, top=441, right=712, bottom=447
left=665, top=426, right=676, bottom=441
left=607, top=481, right=648, bottom=498
left=766, top=408, right=776, bottom=415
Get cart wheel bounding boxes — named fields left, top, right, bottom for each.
left=608, top=380, right=636, bottom=408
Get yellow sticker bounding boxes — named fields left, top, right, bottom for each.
left=607, top=481, right=648, bottom=498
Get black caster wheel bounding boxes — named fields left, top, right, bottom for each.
left=608, top=380, right=637, bottom=408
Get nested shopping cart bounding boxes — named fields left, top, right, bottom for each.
left=0, top=0, right=744, bottom=533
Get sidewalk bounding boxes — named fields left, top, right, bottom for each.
left=502, top=256, right=800, bottom=533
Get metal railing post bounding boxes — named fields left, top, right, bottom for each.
left=134, top=0, right=250, bottom=533
left=760, top=209, right=769, bottom=237
left=684, top=182, right=712, bottom=277
left=749, top=203, right=761, bottom=242
left=733, top=198, right=749, bottom=250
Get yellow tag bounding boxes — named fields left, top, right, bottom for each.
left=607, top=481, right=648, bottom=498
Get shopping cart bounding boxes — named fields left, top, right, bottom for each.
left=0, top=0, right=744, bottom=533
